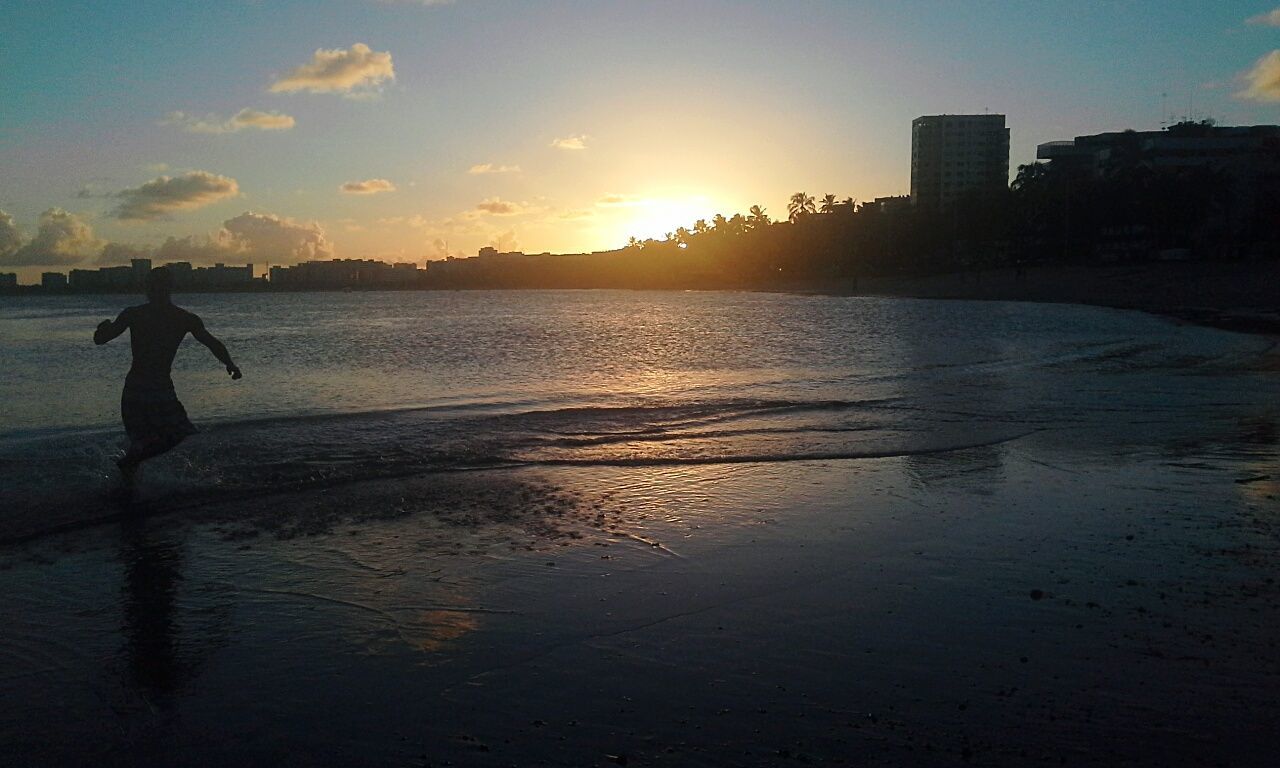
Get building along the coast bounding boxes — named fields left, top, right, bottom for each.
left=268, top=259, right=421, bottom=289
left=66, top=258, right=257, bottom=292
left=1037, top=121, right=1280, bottom=258
left=0, top=273, right=16, bottom=289
left=41, top=272, right=67, bottom=290
left=910, top=114, right=1010, bottom=209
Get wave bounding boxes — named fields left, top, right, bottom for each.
left=0, top=395, right=1027, bottom=546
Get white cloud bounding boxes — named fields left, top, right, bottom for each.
left=550, top=134, right=589, bottom=150
left=341, top=178, right=397, bottom=194
left=557, top=208, right=596, bottom=220
left=220, top=211, right=334, bottom=262
left=149, top=212, right=334, bottom=265
left=1247, top=8, right=1280, bottom=26
left=468, top=163, right=521, bottom=174
left=270, top=43, right=395, bottom=94
left=162, top=108, right=296, bottom=134
left=474, top=197, right=534, bottom=216
left=0, top=210, right=22, bottom=258
left=1237, top=49, right=1280, bottom=102
left=0, top=208, right=102, bottom=267
left=114, top=171, right=240, bottom=221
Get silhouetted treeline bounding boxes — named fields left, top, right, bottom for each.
left=427, top=131, right=1279, bottom=291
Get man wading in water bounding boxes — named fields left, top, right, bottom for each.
left=94, top=267, right=242, bottom=487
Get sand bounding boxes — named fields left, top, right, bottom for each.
left=854, top=260, right=1280, bottom=336
left=2, top=433, right=1277, bottom=766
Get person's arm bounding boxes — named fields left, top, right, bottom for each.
left=94, top=309, right=131, bottom=345
left=190, top=315, right=242, bottom=379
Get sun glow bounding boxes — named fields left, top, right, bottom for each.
left=613, top=196, right=726, bottom=244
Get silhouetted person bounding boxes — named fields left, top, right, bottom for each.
left=94, top=267, right=241, bottom=486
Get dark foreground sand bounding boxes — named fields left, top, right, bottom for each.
left=2, top=425, right=1278, bottom=766
left=856, top=260, right=1280, bottom=336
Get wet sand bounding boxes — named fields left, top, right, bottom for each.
left=3, top=436, right=1278, bottom=766
left=855, top=260, right=1280, bottom=337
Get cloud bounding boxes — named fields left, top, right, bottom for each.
left=96, top=241, right=155, bottom=265
left=0, top=210, right=22, bottom=258
left=220, top=211, right=334, bottom=262
left=341, top=178, right=397, bottom=194
left=596, top=193, right=646, bottom=207
left=1237, top=50, right=1280, bottom=102
left=0, top=208, right=102, bottom=267
left=474, top=197, right=533, bottom=216
left=550, top=134, right=589, bottom=150
left=1247, top=8, right=1280, bottom=26
left=468, top=163, right=521, bottom=174
left=113, top=171, right=240, bottom=221
left=377, top=214, right=428, bottom=227
left=557, top=208, right=596, bottom=220
left=269, top=43, right=395, bottom=94
left=490, top=229, right=520, bottom=252
left=153, top=235, right=235, bottom=264
left=162, top=108, right=296, bottom=134
left=151, top=212, right=334, bottom=265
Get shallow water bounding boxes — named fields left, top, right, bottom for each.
left=2, top=292, right=1279, bottom=765
left=1, top=290, right=1275, bottom=541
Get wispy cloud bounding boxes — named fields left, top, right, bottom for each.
left=270, top=43, right=395, bottom=95
left=475, top=197, right=534, bottom=215
left=596, top=193, right=646, bottom=207
left=1237, top=50, right=1280, bottom=102
left=113, top=171, right=240, bottom=221
left=468, top=163, right=521, bottom=174
left=550, top=134, right=589, bottom=150
left=557, top=208, right=596, bottom=220
left=341, top=178, right=397, bottom=194
left=377, top=214, right=428, bottom=227
left=1246, top=8, right=1280, bottom=26
left=0, top=208, right=102, bottom=267
left=162, top=108, right=296, bottom=134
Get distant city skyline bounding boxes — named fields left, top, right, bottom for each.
left=3, top=1, right=1279, bottom=282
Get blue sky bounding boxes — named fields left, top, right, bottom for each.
left=1, top=1, right=1277, bottom=280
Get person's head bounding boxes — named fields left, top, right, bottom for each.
left=146, top=267, right=174, bottom=303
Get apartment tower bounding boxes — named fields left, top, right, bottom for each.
left=910, top=114, right=1010, bottom=208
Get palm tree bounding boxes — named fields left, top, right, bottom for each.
left=728, top=213, right=747, bottom=236
left=627, top=236, right=640, bottom=249
left=748, top=205, right=769, bottom=228
left=664, top=231, right=675, bottom=242
left=788, top=192, right=816, bottom=221
left=820, top=194, right=838, bottom=214
left=712, top=213, right=728, bottom=232
left=693, top=219, right=709, bottom=235
left=675, top=226, right=692, bottom=245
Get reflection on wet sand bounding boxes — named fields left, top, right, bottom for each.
left=118, top=520, right=231, bottom=707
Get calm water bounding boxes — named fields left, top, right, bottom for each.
left=2, top=290, right=1275, bottom=538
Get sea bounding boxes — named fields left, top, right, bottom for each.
left=2, top=289, right=1276, bottom=541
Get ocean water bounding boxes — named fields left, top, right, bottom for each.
left=2, top=290, right=1275, bottom=540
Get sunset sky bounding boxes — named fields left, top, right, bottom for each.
left=2, top=1, right=1278, bottom=281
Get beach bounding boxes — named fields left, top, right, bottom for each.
left=2, top=291, right=1277, bottom=766
left=856, top=260, right=1280, bottom=337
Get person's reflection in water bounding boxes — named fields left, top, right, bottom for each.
left=94, top=266, right=242, bottom=489
left=119, top=520, right=188, bottom=701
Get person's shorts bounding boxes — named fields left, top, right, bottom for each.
left=121, top=380, right=198, bottom=445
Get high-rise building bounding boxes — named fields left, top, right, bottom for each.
left=910, top=114, right=1010, bottom=208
